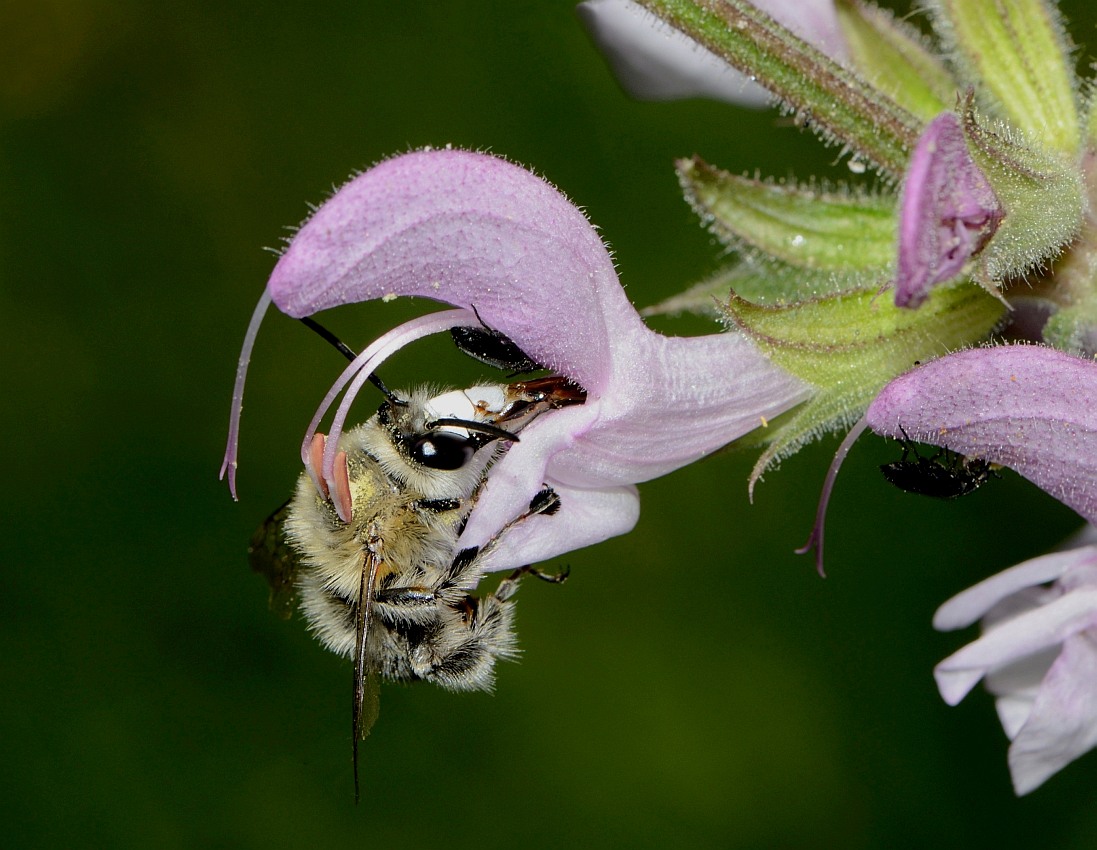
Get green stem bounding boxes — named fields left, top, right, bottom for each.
left=638, top=0, right=922, bottom=179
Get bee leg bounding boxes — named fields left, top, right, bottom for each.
left=527, top=487, right=561, bottom=516
left=444, top=546, right=483, bottom=587
left=374, top=586, right=436, bottom=606
left=373, top=585, right=445, bottom=629
left=443, top=486, right=566, bottom=595
left=526, top=564, right=570, bottom=584
left=463, top=485, right=562, bottom=566
left=493, top=564, right=569, bottom=602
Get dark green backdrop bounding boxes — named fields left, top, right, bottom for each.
left=4, top=1, right=1095, bottom=847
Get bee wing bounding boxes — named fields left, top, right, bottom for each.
left=352, top=549, right=382, bottom=804
left=247, top=500, right=300, bottom=619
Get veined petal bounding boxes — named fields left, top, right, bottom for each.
left=934, top=587, right=1097, bottom=705
left=268, top=148, right=638, bottom=395
left=460, top=328, right=811, bottom=554
left=577, top=0, right=847, bottom=107
left=552, top=330, right=811, bottom=487
left=478, top=483, right=641, bottom=572
left=1008, top=632, right=1097, bottom=794
left=229, top=148, right=812, bottom=565
left=934, top=547, right=1094, bottom=631
left=932, top=533, right=1097, bottom=794
left=895, top=112, right=1003, bottom=309
left=865, top=346, right=1097, bottom=525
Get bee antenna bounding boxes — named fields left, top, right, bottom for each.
left=368, top=374, right=405, bottom=407
left=298, top=317, right=406, bottom=406
left=427, top=418, right=521, bottom=443
left=299, top=316, right=357, bottom=362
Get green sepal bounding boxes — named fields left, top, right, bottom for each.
left=722, top=282, right=1006, bottom=488
left=678, top=157, right=896, bottom=278
left=637, top=0, right=921, bottom=179
left=961, top=106, right=1084, bottom=283
left=641, top=261, right=886, bottom=318
left=835, top=0, right=955, bottom=123
left=1035, top=154, right=1097, bottom=354
left=929, top=0, right=1080, bottom=155
left=1086, top=84, right=1097, bottom=147
left=1043, top=303, right=1097, bottom=355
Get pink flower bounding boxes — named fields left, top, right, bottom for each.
left=223, top=148, right=810, bottom=569
left=934, top=540, right=1097, bottom=794
left=894, top=113, right=1003, bottom=309
left=866, top=345, right=1097, bottom=790
left=865, top=345, right=1097, bottom=526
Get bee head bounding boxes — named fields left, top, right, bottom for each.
left=369, top=387, right=521, bottom=500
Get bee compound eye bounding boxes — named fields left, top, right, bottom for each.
left=410, top=432, right=476, bottom=470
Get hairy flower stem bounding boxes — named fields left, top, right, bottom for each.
left=636, top=0, right=921, bottom=177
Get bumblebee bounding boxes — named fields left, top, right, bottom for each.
left=249, top=377, right=584, bottom=798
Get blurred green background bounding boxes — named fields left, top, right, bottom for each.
left=4, top=0, right=1096, bottom=847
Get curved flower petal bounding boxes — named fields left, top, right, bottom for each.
left=933, top=548, right=1086, bottom=631
left=268, top=147, right=633, bottom=394
left=460, top=325, right=810, bottom=555
left=933, top=540, right=1097, bottom=794
left=895, top=112, right=1003, bottom=308
left=989, top=652, right=1053, bottom=737
left=477, top=483, right=641, bottom=572
left=1008, top=632, right=1097, bottom=795
left=934, top=585, right=1097, bottom=705
left=865, top=345, right=1097, bottom=525
left=577, top=0, right=846, bottom=107
left=226, top=148, right=812, bottom=567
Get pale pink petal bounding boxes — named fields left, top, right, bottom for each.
left=933, top=548, right=1092, bottom=631
left=991, top=663, right=1048, bottom=738
left=229, top=148, right=811, bottom=563
left=757, top=0, right=847, bottom=55
left=264, top=148, right=810, bottom=554
left=933, top=536, right=1097, bottom=793
left=458, top=330, right=811, bottom=553
left=546, top=330, right=810, bottom=487
left=477, top=484, right=641, bottom=572
left=1008, top=632, right=1097, bottom=794
left=578, top=0, right=771, bottom=106
left=577, top=0, right=847, bottom=107
left=268, top=148, right=634, bottom=395
left=933, top=588, right=1097, bottom=705
left=895, top=113, right=1003, bottom=308
left=865, top=346, right=1097, bottom=525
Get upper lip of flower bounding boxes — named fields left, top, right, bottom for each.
left=864, top=344, right=1097, bottom=528
left=222, top=148, right=811, bottom=568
